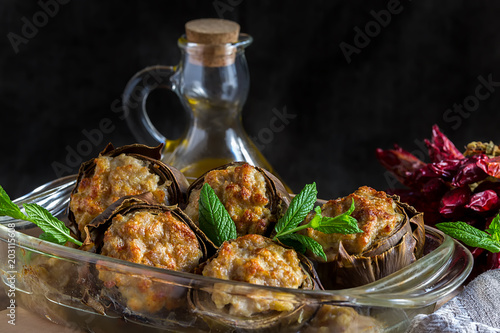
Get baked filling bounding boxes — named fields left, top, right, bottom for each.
left=185, top=163, right=273, bottom=236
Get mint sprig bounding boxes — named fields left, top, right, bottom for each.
left=198, top=183, right=237, bottom=247
left=0, top=185, right=82, bottom=247
left=273, top=183, right=362, bottom=261
left=311, top=200, right=360, bottom=234
left=436, top=214, right=500, bottom=253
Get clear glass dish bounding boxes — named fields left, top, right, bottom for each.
left=0, top=175, right=473, bottom=332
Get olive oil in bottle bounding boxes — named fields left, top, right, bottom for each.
left=123, top=19, right=291, bottom=191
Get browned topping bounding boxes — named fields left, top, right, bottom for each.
left=201, top=234, right=307, bottom=316
left=305, top=186, right=404, bottom=261
left=185, top=163, right=273, bottom=236
left=203, top=234, right=305, bottom=287
left=101, top=210, right=202, bottom=272
left=70, top=154, right=168, bottom=235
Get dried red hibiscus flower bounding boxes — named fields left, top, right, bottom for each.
left=376, top=124, right=500, bottom=276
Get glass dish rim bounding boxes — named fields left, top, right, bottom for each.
left=0, top=175, right=473, bottom=309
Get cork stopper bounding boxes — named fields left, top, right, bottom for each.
left=184, top=19, right=241, bottom=67
left=185, top=19, right=240, bottom=44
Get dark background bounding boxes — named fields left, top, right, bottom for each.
left=1, top=0, right=499, bottom=200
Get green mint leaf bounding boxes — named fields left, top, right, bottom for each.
left=275, top=183, right=317, bottom=235
left=24, top=203, right=80, bottom=246
left=0, top=186, right=28, bottom=221
left=0, top=186, right=82, bottom=247
left=486, top=214, right=500, bottom=242
left=198, top=183, right=237, bottom=247
left=277, top=234, right=306, bottom=254
left=345, top=197, right=356, bottom=215
left=39, top=232, right=62, bottom=244
left=316, top=199, right=362, bottom=234
left=315, top=216, right=361, bottom=234
left=278, top=233, right=327, bottom=262
left=307, top=199, right=361, bottom=234
left=308, top=206, right=323, bottom=229
left=436, top=221, right=500, bottom=253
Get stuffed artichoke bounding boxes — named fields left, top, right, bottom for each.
left=303, top=186, right=425, bottom=289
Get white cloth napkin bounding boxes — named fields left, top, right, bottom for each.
left=407, top=269, right=500, bottom=332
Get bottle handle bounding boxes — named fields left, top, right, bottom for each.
left=122, top=65, right=180, bottom=149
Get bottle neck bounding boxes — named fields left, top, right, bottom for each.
left=177, top=47, right=250, bottom=111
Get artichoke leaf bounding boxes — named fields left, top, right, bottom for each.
left=333, top=230, right=417, bottom=289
